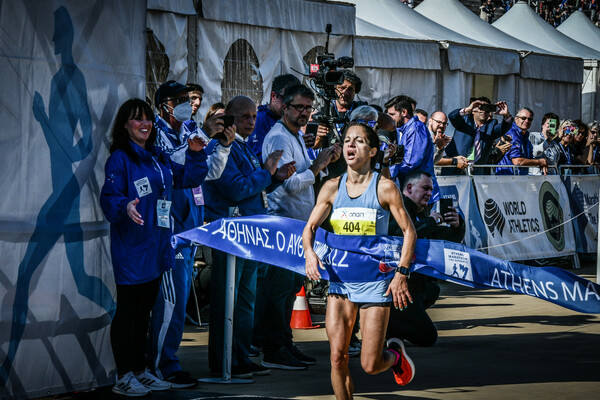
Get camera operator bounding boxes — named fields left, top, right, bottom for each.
left=314, top=70, right=366, bottom=180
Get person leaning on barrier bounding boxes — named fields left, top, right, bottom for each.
left=581, top=121, right=600, bottom=168
left=556, top=119, right=578, bottom=174
left=387, top=169, right=465, bottom=347
left=572, top=119, right=589, bottom=165
left=496, top=107, right=547, bottom=175
left=203, top=96, right=296, bottom=380
left=529, top=112, right=561, bottom=175
left=443, top=97, right=513, bottom=176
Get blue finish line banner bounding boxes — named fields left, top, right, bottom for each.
left=172, top=215, right=600, bottom=314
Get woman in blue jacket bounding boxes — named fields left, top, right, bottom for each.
left=100, top=98, right=208, bottom=396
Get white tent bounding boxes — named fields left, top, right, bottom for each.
left=348, top=0, right=521, bottom=118
left=416, top=0, right=583, bottom=129
left=194, top=0, right=354, bottom=117
left=353, top=16, right=441, bottom=112
left=558, top=11, right=600, bottom=121
left=494, top=1, right=600, bottom=122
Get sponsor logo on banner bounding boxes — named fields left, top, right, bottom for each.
left=483, top=198, right=505, bottom=237
left=444, top=249, right=473, bottom=282
left=539, top=181, right=565, bottom=251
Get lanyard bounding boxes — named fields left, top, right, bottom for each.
left=237, top=139, right=261, bottom=170
left=559, top=143, right=572, bottom=164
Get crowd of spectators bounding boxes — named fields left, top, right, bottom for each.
left=100, top=68, right=599, bottom=395
left=494, top=0, right=600, bottom=26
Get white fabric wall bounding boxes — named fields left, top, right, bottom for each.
left=147, top=10, right=189, bottom=84
left=356, top=68, right=438, bottom=113
left=195, top=19, right=352, bottom=118
left=0, top=1, right=146, bottom=398
left=518, top=78, right=582, bottom=128
left=442, top=67, right=473, bottom=137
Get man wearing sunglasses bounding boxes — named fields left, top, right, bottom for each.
left=496, top=108, right=548, bottom=175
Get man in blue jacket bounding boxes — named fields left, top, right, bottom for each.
left=149, top=81, right=235, bottom=388
left=247, top=74, right=300, bottom=159
left=385, top=95, right=439, bottom=203
left=203, top=96, right=296, bottom=379
left=443, top=97, right=513, bottom=175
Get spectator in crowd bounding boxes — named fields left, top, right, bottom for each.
left=480, top=0, right=496, bottom=23
left=258, top=84, right=341, bottom=370
left=203, top=96, right=296, bottom=379
left=497, top=107, right=548, bottom=175
left=415, top=109, right=428, bottom=125
left=387, top=170, right=465, bottom=347
left=385, top=95, right=439, bottom=203
left=247, top=74, right=301, bottom=159
left=100, top=99, right=208, bottom=396
left=444, top=97, right=513, bottom=175
left=556, top=119, right=578, bottom=173
left=186, top=83, right=203, bottom=123
left=572, top=119, right=589, bottom=164
left=581, top=121, right=600, bottom=167
left=148, top=81, right=235, bottom=388
left=205, top=102, right=225, bottom=123
left=303, top=122, right=418, bottom=398
left=530, top=112, right=562, bottom=175
left=425, top=111, right=452, bottom=165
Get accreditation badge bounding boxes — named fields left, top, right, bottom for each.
left=157, top=199, right=172, bottom=228
left=330, top=207, right=377, bottom=235
left=192, top=186, right=204, bottom=206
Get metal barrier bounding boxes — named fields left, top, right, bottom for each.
left=436, top=164, right=597, bottom=176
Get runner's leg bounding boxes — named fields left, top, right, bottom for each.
left=326, top=295, right=357, bottom=400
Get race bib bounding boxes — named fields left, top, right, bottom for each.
left=330, top=207, right=377, bottom=235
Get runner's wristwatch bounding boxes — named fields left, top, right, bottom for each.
left=396, top=266, right=410, bottom=275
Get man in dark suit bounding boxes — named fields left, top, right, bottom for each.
left=443, top=97, right=513, bottom=175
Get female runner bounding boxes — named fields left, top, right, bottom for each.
left=303, top=122, right=417, bottom=400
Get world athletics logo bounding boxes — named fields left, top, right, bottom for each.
left=539, top=181, right=565, bottom=251
left=483, top=198, right=505, bottom=237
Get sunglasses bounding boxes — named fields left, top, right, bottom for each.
left=517, top=116, right=534, bottom=122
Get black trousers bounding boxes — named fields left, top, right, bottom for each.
left=111, top=277, right=160, bottom=375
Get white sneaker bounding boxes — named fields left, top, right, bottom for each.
left=134, top=368, right=171, bottom=391
left=112, top=371, right=151, bottom=397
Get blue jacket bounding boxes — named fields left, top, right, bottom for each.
left=100, top=141, right=208, bottom=285
left=247, top=104, right=278, bottom=159
left=392, top=116, right=439, bottom=202
left=203, top=137, right=272, bottom=221
left=444, top=108, right=513, bottom=175
left=496, top=124, right=533, bottom=175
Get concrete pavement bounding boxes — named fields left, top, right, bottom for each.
left=49, top=265, right=600, bottom=400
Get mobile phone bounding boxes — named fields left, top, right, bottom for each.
left=222, top=115, right=234, bottom=130
left=547, top=119, right=557, bottom=136
left=440, top=198, right=453, bottom=216
left=502, top=134, right=512, bottom=143
left=305, top=122, right=318, bottom=135
left=479, top=103, right=496, bottom=113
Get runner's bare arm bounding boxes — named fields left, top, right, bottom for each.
left=378, top=177, right=417, bottom=308
left=302, top=177, right=340, bottom=281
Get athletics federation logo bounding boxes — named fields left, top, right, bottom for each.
left=483, top=198, right=505, bottom=237
left=539, top=181, right=565, bottom=251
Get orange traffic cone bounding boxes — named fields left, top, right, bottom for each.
left=290, top=287, right=320, bottom=329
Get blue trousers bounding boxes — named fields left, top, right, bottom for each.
left=209, top=250, right=258, bottom=371
left=147, top=246, right=193, bottom=378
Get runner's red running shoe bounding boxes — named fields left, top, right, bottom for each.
left=387, top=338, right=415, bottom=385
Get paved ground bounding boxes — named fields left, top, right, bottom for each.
left=50, top=265, right=600, bottom=400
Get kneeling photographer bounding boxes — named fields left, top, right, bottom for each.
left=387, top=170, right=465, bottom=347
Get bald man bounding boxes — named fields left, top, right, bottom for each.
left=203, top=96, right=296, bottom=378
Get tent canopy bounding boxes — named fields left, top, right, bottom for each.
left=557, top=10, right=600, bottom=54
left=493, top=1, right=600, bottom=61
left=350, top=0, right=519, bottom=75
